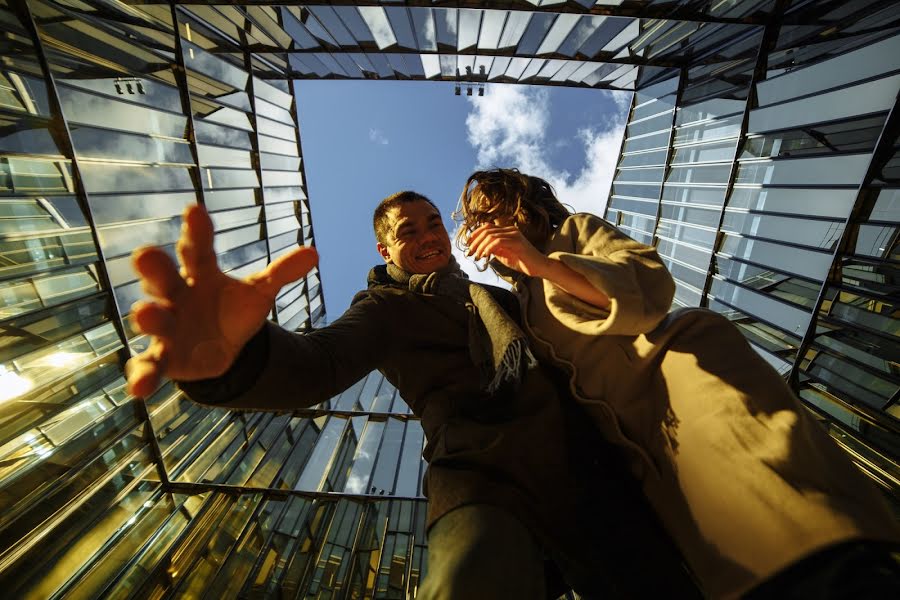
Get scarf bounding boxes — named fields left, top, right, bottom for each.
left=384, top=256, right=536, bottom=392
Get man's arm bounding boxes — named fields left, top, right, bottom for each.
left=178, top=294, right=390, bottom=411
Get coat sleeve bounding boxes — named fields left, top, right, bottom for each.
left=542, top=213, right=675, bottom=336
left=177, top=293, right=390, bottom=411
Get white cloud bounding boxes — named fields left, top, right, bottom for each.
left=357, top=7, right=397, bottom=50
left=611, top=89, right=633, bottom=112
left=465, top=85, right=627, bottom=217
left=344, top=473, right=367, bottom=494
left=368, top=127, right=389, bottom=145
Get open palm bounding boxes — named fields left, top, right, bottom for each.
left=125, top=205, right=318, bottom=397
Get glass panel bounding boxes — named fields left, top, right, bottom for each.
left=670, top=139, right=738, bottom=164
left=655, top=219, right=718, bottom=248
left=673, top=114, right=742, bottom=144
left=711, top=278, right=812, bottom=336
left=516, top=13, right=555, bottom=55
left=722, top=210, right=844, bottom=249
left=626, top=110, right=673, bottom=138
left=659, top=203, right=721, bottom=229
left=295, top=417, right=347, bottom=492
left=620, top=149, right=668, bottom=168
left=661, top=185, right=728, bottom=207
left=742, top=114, right=885, bottom=159
left=622, top=130, right=669, bottom=153
left=749, top=75, right=900, bottom=134
left=666, top=163, right=732, bottom=185
left=0, top=113, right=61, bottom=156
left=726, top=187, right=856, bottom=218
left=537, top=14, right=579, bottom=55
left=358, top=7, right=398, bottom=50
left=735, top=154, right=870, bottom=186
left=657, top=237, right=712, bottom=271
left=71, top=126, right=193, bottom=165
left=57, top=85, right=187, bottom=139
left=719, top=234, right=832, bottom=281
left=759, top=34, right=900, bottom=106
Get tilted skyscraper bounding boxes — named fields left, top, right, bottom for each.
left=0, top=1, right=896, bottom=597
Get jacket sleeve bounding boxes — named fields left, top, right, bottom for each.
left=178, top=293, right=389, bottom=411
left=543, top=213, right=675, bottom=336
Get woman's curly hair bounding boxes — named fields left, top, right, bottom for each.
left=454, top=168, right=571, bottom=251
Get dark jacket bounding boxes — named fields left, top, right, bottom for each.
left=180, top=266, right=585, bottom=542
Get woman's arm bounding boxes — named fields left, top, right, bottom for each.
left=531, top=256, right=612, bottom=310
left=468, top=216, right=675, bottom=335
left=178, top=293, right=391, bottom=412
left=466, top=223, right=611, bottom=309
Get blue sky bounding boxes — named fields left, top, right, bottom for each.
left=294, top=80, right=630, bottom=317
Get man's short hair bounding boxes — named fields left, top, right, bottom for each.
left=373, top=191, right=439, bottom=244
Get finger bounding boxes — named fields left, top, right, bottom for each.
left=471, top=231, right=515, bottom=259
left=125, top=345, right=168, bottom=398
left=133, top=246, right=185, bottom=300
left=476, top=237, right=504, bottom=260
left=467, top=225, right=516, bottom=254
left=469, top=223, right=495, bottom=238
left=475, top=234, right=519, bottom=260
left=467, top=232, right=494, bottom=259
left=130, top=300, right=176, bottom=338
left=250, top=246, right=319, bottom=298
left=177, top=204, right=219, bottom=279
left=466, top=224, right=496, bottom=252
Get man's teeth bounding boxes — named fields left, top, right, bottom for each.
left=420, top=251, right=439, bottom=259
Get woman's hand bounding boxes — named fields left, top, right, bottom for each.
left=467, top=223, right=612, bottom=310
left=466, top=224, right=551, bottom=277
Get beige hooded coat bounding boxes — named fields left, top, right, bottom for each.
left=511, top=213, right=899, bottom=599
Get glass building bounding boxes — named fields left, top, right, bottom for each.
left=0, top=0, right=897, bottom=597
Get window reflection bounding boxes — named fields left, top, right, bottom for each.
left=58, top=85, right=187, bottom=139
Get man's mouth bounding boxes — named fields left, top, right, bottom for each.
left=418, top=249, right=442, bottom=260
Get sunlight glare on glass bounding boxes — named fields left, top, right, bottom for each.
left=0, top=367, right=33, bottom=402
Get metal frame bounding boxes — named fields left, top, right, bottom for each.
left=170, top=2, right=208, bottom=211
left=650, top=66, right=688, bottom=247
left=787, top=88, right=900, bottom=389
left=698, top=0, right=788, bottom=308
left=242, top=50, right=280, bottom=323
left=288, top=79, right=323, bottom=330
left=131, top=0, right=776, bottom=26
left=9, top=0, right=171, bottom=484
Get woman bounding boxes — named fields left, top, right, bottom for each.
left=457, top=168, right=900, bottom=599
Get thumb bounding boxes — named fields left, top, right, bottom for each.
left=251, top=246, right=319, bottom=297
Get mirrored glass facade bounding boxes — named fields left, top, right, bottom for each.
left=0, top=0, right=898, bottom=597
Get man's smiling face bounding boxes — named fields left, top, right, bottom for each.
left=377, top=200, right=452, bottom=274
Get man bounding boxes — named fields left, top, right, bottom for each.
left=126, top=195, right=695, bottom=598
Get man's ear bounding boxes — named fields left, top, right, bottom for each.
left=376, top=242, right=393, bottom=264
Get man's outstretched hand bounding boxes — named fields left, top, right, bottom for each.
left=125, top=204, right=318, bottom=398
